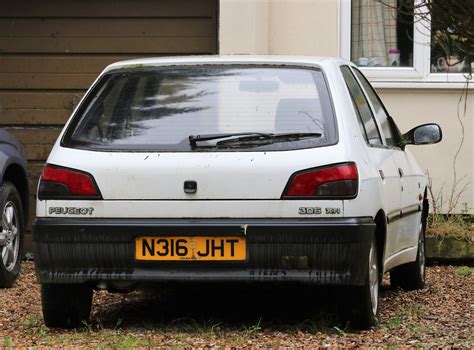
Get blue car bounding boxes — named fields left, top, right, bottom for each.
left=0, top=128, right=29, bottom=287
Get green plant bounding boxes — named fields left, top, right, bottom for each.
left=427, top=212, right=473, bottom=242
left=3, top=336, right=13, bottom=347
left=403, top=302, right=426, bottom=318
left=407, top=323, right=431, bottom=333
left=333, top=326, right=346, bottom=335
left=169, top=318, right=222, bottom=335
left=244, top=317, right=262, bottom=335
left=460, top=202, right=470, bottom=215
left=301, top=313, right=345, bottom=334
left=176, top=333, right=186, bottom=342
left=82, top=318, right=106, bottom=333
left=82, top=320, right=93, bottom=333
left=385, top=316, right=402, bottom=329
left=383, top=302, right=426, bottom=330
left=35, top=326, right=49, bottom=338
left=112, top=335, right=150, bottom=349
left=454, top=266, right=473, bottom=276
left=232, top=334, right=245, bottom=346
left=24, top=314, right=40, bottom=327
left=114, top=318, right=123, bottom=330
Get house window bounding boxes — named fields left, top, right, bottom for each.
left=430, top=14, right=471, bottom=73
left=351, top=0, right=414, bottom=68
left=340, top=0, right=473, bottom=87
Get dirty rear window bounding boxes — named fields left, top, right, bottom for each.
left=62, top=65, right=337, bottom=152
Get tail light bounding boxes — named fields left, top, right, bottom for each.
left=38, top=164, right=102, bottom=200
left=282, top=162, right=358, bottom=199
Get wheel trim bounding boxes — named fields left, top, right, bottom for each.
left=419, top=222, right=425, bottom=281
left=369, top=242, right=379, bottom=316
left=1, top=202, right=20, bottom=272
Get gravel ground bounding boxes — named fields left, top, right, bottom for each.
left=0, top=262, right=472, bottom=348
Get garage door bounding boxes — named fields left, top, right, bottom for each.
left=0, top=0, right=218, bottom=244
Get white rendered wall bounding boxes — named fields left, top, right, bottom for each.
left=219, top=0, right=338, bottom=56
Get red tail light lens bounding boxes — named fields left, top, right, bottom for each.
left=38, top=164, right=102, bottom=200
left=282, top=162, right=358, bottom=199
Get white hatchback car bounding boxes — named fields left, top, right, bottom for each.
left=33, top=56, right=441, bottom=329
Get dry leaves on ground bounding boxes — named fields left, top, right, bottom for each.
left=0, top=262, right=473, bottom=348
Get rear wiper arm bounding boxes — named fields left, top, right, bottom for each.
left=215, top=132, right=322, bottom=146
left=189, top=132, right=273, bottom=148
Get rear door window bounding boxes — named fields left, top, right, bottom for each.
left=340, top=66, right=382, bottom=146
left=63, top=66, right=337, bottom=152
left=352, top=68, right=400, bottom=147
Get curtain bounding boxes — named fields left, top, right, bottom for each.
left=351, top=0, right=398, bottom=66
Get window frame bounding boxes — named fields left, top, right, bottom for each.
left=338, top=0, right=473, bottom=89
left=351, top=67, right=403, bottom=150
left=341, top=64, right=405, bottom=151
left=340, top=65, right=385, bottom=148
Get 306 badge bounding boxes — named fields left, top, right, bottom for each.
left=298, top=207, right=322, bottom=215
left=298, top=207, right=341, bottom=215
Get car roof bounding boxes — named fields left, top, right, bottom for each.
left=104, top=55, right=351, bottom=73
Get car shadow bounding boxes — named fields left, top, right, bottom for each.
left=91, top=282, right=393, bottom=332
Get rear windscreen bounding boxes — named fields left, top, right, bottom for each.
left=62, top=65, right=337, bottom=151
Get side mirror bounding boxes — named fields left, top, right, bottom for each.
left=401, top=123, right=442, bottom=148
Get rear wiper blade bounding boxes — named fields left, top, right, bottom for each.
left=189, top=132, right=273, bottom=147
left=215, top=132, right=322, bottom=146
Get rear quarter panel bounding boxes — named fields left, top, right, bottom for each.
left=324, top=61, right=384, bottom=220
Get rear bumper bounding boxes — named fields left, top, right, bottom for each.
left=32, top=217, right=375, bottom=286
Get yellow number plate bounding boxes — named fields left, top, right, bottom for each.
left=135, top=236, right=246, bottom=261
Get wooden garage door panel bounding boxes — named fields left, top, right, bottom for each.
left=28, top=163, right=44, bottom=202
left=0, top=91, right=84, bottom=109
left=0, top=55, right=152, bottom=73
left=0, top=37, right=215, bottom=54
left=0, top=55, right=164, bottom=89
left=0, top=109, right=73, bottom=125
left=0, top=73, right=96, bottom=89
left=0, top=18, right=215, bottom=38
left=0, top=53, right=215, bottom=90
left=2, top=0, right=216, bottom=17
left=7, top=127, right=61, bottom=145
left=6, top=127, right=61, bottom=161
left=0, top=91, right=84, bottom=125
left=29, top=162, right=44, bottom=187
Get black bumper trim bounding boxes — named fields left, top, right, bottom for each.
left=33, top=217, right=375, bottom=286
left=33, top=217, right=373, bottom=228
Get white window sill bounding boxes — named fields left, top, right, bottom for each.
left=371, top=81, right=473, bottom=89
left=359, top=68, right=473, bottom=89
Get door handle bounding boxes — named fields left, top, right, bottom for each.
left=398, top=168, right=404, bottom=177
left=379, top=170, right=385, bottom=180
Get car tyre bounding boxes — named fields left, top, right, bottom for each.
left=342, top=238, right=379, bottom=330
left=0, top=182, right=24, bottom=288
left=390, top=218, right=425, bottom=291
left=41, top=284, right=93, bottom=328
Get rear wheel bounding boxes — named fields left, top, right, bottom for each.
left=390, top=217, right=425, bottom=290
left=0, top=182, right=24, bottom=288
left=340, top=238, right=379, bottom=329
left=41, top=284, right=93, bottom=328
